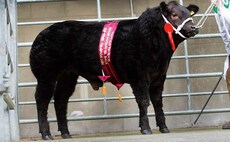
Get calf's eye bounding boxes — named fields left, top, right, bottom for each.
left=171, top=13, right=178, bottom=17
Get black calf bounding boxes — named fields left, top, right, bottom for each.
left=30, top=1, right=199, bottom=140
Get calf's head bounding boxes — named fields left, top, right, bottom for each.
left=160, top=1, right=199, bottom=38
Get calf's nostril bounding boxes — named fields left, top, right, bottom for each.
left=191, top=26, right=198, bottom=30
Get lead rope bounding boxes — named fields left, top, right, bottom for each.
left=197, top=0, right=230, bottom=38
left=196, top=0, right=217, bottom=28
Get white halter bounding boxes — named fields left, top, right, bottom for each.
left=162, top=14, right=194, bottom=39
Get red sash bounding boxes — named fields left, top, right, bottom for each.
left=98, top=22, right=124, bottom=90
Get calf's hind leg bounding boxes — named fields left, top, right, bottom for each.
left=35, top=80, right=56, bottom=140
left=54, top=72, right=78, bottom=139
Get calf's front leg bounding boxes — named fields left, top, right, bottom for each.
left=149, top=85, right=170, bottom=133
left=131, top=82, right=152, bottom=134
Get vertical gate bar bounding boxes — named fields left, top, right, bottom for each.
left=184, top=40, right=192, bottom=110
left=178, top=0, right=192, bottom=111
left=179, top=0, right=183, bottom=5
left=0, top=1, right=11, bottom=142
left=0, top=0, right=5, bottom=89
left=96, top=0, right=107, bottom=115
left=9, top=0, right=20, bottom=141
left=96, top=0, right=101, bottom=21
left=129, top=0, right=134, bottom=17
left=0, top=1, right=7, bottom=141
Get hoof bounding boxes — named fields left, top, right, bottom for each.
left=159, top=127, right=170, bottom=133
left=141, top=129, right=152, bottom=135
left=61, top=133, right=72, bottom=139
left=42, top=134, right=54, bottom=140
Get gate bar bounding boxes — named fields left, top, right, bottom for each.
left=18, top=53, right=227, bottom=68
left=17, top=72, right=223, bottom=87
left=17, top=0, right=75, bottom=3
left=16, top=33, right=221, bottom=47
left=19, top=108, right=230, bottom=124
left=18, top=91, right=228, bottom=105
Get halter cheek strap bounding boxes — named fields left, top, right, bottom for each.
left=162, top=14, right=194, bottom=39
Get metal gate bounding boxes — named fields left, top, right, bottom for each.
left=17, top=0, right=230, bottom=139
left=0, top=0, right=19, bottom=142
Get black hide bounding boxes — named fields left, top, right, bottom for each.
left=30, top=1, right=199, bottom=140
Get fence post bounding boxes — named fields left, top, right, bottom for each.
left=0, top=0, right=19, bottom=141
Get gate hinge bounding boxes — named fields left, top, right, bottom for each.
left=3, top=93, right=15, bottom=110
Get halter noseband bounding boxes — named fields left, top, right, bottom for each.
left=162, top=14, right=194, bottom=39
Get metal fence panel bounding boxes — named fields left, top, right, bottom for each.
left=17, top=0, right=230, bottom=139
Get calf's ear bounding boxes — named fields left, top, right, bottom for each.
left=160, top=1, right=168, bottom=15
left=187, top=4, right=199, bottom=16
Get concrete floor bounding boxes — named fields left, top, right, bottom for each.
left=21, top=127, right=230, bottom=142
